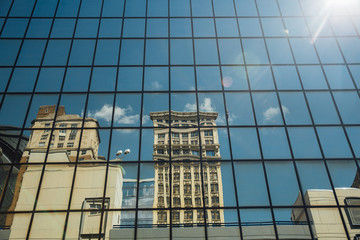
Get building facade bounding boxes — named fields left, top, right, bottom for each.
left=151, top=111, right=224, bottom=226
left=0, top=0, right=360, bottom=239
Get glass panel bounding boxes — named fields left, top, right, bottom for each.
left=191, top=0, right=213, bottom=17
left=248, top=66, right=275, bottom=90
left=288, top=127, right=322, bottom=159
left=221, top=66, right=248, bottom=90
left=17, top=40, right=46, bottom=66
left=323, top=65, right=355, bottom=90
left=296, top=161, right=332, bottom=201
left=290, top=38, right=319, bottom=64
left=316, top=127, right=352, bottom=158
left=193, top=18, right=215, bottom=37
left=242, top=39, right=269, bottom=64
left=68, top=40, right=96, bottom=66
left=306, top=91, right=340, bottom=124
left=198, top=93, right=226, bottom=126
left=90, top=67, right=117, bottom=91
left=216, top=19, right=239, bottom=37
left=119, top=40, right=144, bottom=65
left=117, top=67, right=143, bottom=91
left=252, top=92, right=283, bottom=125
left=8, top=68, right=38, bottom=92
left=144, top=67, right=169, bottom=91
left=273, top=66, right=302, bottom=90
left=235, top=162, right=270, bottom=206
left=123, top=19, right=145, bottom=38
left=266, top=39, right=294, bottom=64
left=170, top=39, right=194, bottom=65
left=298, top=65, right=328, bottom=90
left=259, top=127, right=291, bottom=159
left=170, top=67, right=195, bottom=91
left=0, top=40, right=21, bottom=66
left=36, top=68, right=65, bottom=92
left=102, top=0, right=124, bottom=17
left=63, top=67, right=91, bottom=92
left=26, top=19, right=52, bottom=38
left=109, top=130, right=139, bottom=161
left=147, top=19, right=168, bottom=38
left=278, top=92, right=312, bottom=125
left=0, top=94, right=31, bottom=127
left=213, top=0, right=235, bottom=16
left=225, top=93, right=255, bottom=126
left=230, top=128, right=260, bottom=159
left=86, top=93, right=115, bottom=128
left=315, top=38, right=344, bottom=64
left=194, top=39, right=219, bottom=65
left=56, top=0, right=80, bottom=17
left=218, top=39, right=244, bottom=65
left=51, top=19, right=76, bottom=38
left=94, top=40, right=120, bottom=65
left=142, top=93, right=169, bottom=127
left=75, top=19, right=99, bottom=38
left=145, top=39, right=168, bottom=65
left=43, top=40, right=71, bottom=66
left=240, top=209, right=276, bottom=240
left=170, top=18, right=191, bottom=37
left=196, top=66, right=222, bottom=90
left=266, top=161, right=300, bottom=206
left=238, top=18, right=262, bottom=37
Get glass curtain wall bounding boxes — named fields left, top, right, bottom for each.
left=0, top=0, right=360, bottom=239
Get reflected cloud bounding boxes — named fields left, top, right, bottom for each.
left=151, top=81, right=162, bottom=90
left=88, top=104, right=139, bottom=124
left=264, top=106, right=289, bottom=121
left=184, top=97, right=215, bottom=112
left=142, top=115, right=150, bottom=124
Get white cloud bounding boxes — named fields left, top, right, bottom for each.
left=263, top=106, right=289, bottom=121
left=142, top=115, right=150, bottom=124
left=151, top=81, right=162, bottom=90
left=88, top=104, right=139, bottom=124
left=184, top=98, right=215, bottom=112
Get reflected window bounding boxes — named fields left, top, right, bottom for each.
left=345, top=198, right=360, bottom=228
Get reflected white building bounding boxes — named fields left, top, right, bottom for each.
left=6, top=106, right=124, bottom=240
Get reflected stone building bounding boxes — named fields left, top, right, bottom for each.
left=6, top=105, right=123, bottom=240
left=150, top=111, right=224, bottom=226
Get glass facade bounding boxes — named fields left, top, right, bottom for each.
left=0, top=0, right=360, bottom=239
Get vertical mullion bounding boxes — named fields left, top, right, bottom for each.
left=134, top=0, right=149, bottom=239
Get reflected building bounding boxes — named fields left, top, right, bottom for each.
left=292, top=188, right=360, bottom=240
left=6, top=105, right=123, bottom=240
left=120, top=178, right=154, bottom=227
left=150, top=111, right=224, bottom=226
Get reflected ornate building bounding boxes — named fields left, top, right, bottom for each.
left=6, top=105, right=123, bottom=240
left=150, top=111, right=224, bottom=226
